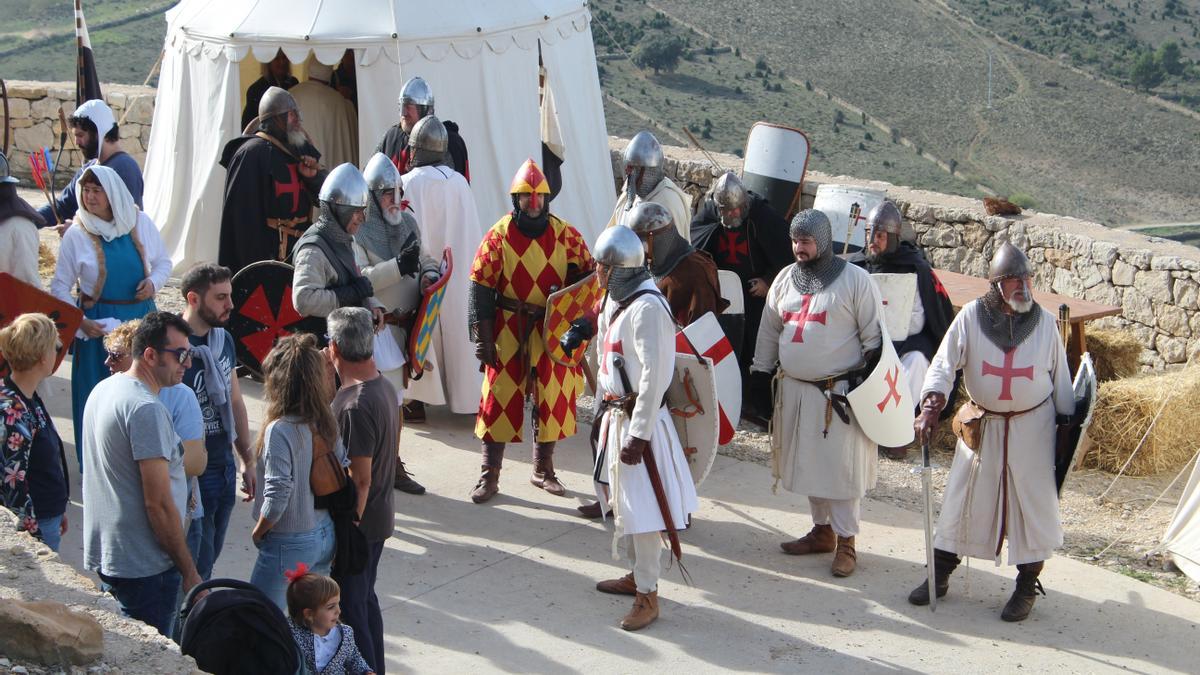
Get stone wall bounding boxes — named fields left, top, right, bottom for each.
left=1, top=80, right=156, bottom=183
left=608, top=137, right=1200, bottom=370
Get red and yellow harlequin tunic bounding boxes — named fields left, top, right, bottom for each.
left=470, top=214, right=594, bottom=443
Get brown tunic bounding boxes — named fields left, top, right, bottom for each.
left=657, top=250, right=728, bottom=327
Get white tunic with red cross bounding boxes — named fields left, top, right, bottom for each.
left=922, top=299, right=1074, bottom=565
left=751, top=263, right=883, bottom=499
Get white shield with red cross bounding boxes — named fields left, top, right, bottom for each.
left=676, top=312, right=741, bottom=444
left=846, top=320, right=915, bottom=447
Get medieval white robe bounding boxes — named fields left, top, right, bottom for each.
left=752, top=263, right=882, bottom=499
left=290, top=80, right=359, bottom=169
left=922, top=300, right=1073, bottom=565
left=401, top=165, right=484, bottom=413
left=595, top=280, right=699, bottom=538
left=606, top=176, right=692, bottom=240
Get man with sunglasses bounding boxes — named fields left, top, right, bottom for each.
left=82, top=311, right=201, bottom=638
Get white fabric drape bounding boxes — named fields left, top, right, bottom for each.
left=1162, top=457, right=1200, bottom=582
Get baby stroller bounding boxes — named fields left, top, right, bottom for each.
left=180, top=578, right=303, bottom=674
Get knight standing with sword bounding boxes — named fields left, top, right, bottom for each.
left=911, top=242, right=1074, bottom=622
left=590, top=225, right=699, bottom=631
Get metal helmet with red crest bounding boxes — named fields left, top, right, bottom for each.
left=509, top=158, right=552, bottom=213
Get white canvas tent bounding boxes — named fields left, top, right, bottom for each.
left=144, top=0, right=613, bottom=271
left=1160, top=456, right=1200, bottom=582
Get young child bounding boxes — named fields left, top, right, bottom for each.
left=285, top=564, right=376, bottom=675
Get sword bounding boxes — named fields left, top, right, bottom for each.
left=921, top=440, right=937, bottom=613
left=613, top=354, right=685, bottom=566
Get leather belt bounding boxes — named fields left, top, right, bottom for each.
left=384, top=309, right=416, bottom=329
left=793, top=373, right=854, bottom=438
left=266, top=216, right=309, bottom=260
left=496, top=295, right=546, bottom=319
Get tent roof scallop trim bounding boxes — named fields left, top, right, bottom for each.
left=165, top=1, right=591, bottom=64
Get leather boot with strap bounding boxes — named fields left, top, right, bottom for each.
left=831, top=535, right=857, bottom=577
left=393, top=460, right=426, bottom=495
left=1001, top=561, right=1046, bottom=622
left=530, top=442, right=566, bottom=497
left=909, top=548, right=961, bottom=605
left=470, top=444, right=503, bottom=505
left=781, top=524, right=836, bottom=555
left=621, top=591, right=660, bottom=631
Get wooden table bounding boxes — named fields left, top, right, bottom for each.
left=934, top=269, right=1123, bottom=370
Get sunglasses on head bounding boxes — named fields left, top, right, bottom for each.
left=104, top=350, right=126, bottom=361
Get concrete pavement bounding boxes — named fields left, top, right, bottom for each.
left=41, top=362, right=1199, bottom=673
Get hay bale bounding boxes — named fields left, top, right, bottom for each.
left=1086, top=328, right=1141, bottom=382
left=38, top=243, right=56, bottom=281
left=1082, top=365, right=1200, bottom=476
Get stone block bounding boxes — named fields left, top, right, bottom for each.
left=1112, top=260, right=1136, bottom=286
left=1189, top=339, right=1200, bottom=364
left=1026, top=224, right=1056, bottom=248
left=1121, top=287, right=1155, bottom=326
left=961, top=221, right=989, bottom=251
left=1151, top=255, right=1184, bottom=271
left=1180, top=259, right=1200, bottom=273
left=6, top=83, right=47, bottom=99
left=1028, top=248, right=1046, bottom=264
left=6, top=98, right=32, bottom=118
left=920, top=228, right=960, bottom=247
left=106, top=91, right=128, bottom=109
left=961, top=250, right=988, bottom=277
left=30, top=96, right=64, bottom=120
left=1052, top=267, right=1084, bottom=298
left=1191, top=312, right=1200, bottom=337
left=907, top=204, right=935, bottom=224
left=0, top=600, right=103, bottom=666
left=934, top=207, right=971, bottom=223
left=1133, top=270, right=1173, bottom=304
left=1044, top=248, right=1073, bottom=269
left=123, top=96, right=155, bottom=125
left=1091, top=241, right=1119, bottom=267
left=46, top=86, right=73, bottom=101
left=1128, top=323, right=1155, bottom=345
left=1119, top=248, right=1152, bottom=269
left=982, top=215, right=1012, bottom=232
left=1156, top=305, right=1192, bottom=338
left=8, top=117, right=33, bottom=129
left=13, top=124, right=53, bottom=153
left=120, top=122, right=141, bottom=140
left=1083, top=284, right=1121, bottom=306
left=141, top=124, right=152, bottom=147
left=1157, top=335, right=1188, bottom=364
left=1175, top=279, right=1199, bottom=311
left=928, top=246, right=964, bottom=271
left=1074, top=260, right=1104, bottom=289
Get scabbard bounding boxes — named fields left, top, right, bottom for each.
left=641, top=444, right=683, bottom=563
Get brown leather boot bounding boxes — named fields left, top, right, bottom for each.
left=595, top=572, right=637, bottom=595
left=620, top=591, right=659, bottom=631
left=577, top=502, right=613, bottom=519
left=780, top=524, right=836, bottom=555
left=1001, top=561, right=1046, bottom=622
left=908, top=548, right=960, bottom=605
left=530, top=442, right=566, bottom=496
left=470, top=466, right=501, bottom=504
left=831, top=536, right=857, bottom=577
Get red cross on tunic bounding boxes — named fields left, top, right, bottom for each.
left=981, top=348, right=1034, bottom=401
left=781, top=295, right=827, bottom=343
left=930, top=271, right=948, bottom=298
left=275, top=164, right=304, bottom=213
left=600, top=334, right=623, bottom=376
left=876, top=365, right=902, bottom=412
left=716, top=230, right=749, bottom=265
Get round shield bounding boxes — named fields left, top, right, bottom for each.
left=812, top=184, right=886, bottom=255
left=0, top=272, right=83, bottom=376
left=229, top=261, right=326, bottom=379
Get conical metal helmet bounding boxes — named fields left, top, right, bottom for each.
left=0, top=151, right=19, bottom=185
left=408, top=115, right=448, bottom=153
left=594, top=225, right=646, bottom=269
left=989, top=241, right=1033, bottom=282
left=399, top=76, right=435, bottom=111
left=319, top=163, right=369, bottom=209
left=363, top=152, right=402, bottom=194
left=866, top=201, right=903, bottom=237
left=625, top=201, right=673, bottom=235
left=622, top=131, right=664, bottom=169
left=258, top=86, right=298, bottom=121
left=712, top=171, right=748, bottom=212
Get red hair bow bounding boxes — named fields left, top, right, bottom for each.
left=283, top=562, right=310, bottom=584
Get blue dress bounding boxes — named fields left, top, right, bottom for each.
left=70, top=235, right=157, bottom=466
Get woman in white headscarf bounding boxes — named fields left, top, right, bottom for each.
left=49, top=165, right=171, bottom=465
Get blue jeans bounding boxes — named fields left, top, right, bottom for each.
left=98, top=567, right=182, bottom=639
left=195, top=462, right=237, bottom=580
left=250, top=513, right=335, bottom=611
left=36, top=514, right=63, bottom=552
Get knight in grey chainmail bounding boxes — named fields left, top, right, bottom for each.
left=976, top=241, right=1041, bottom=351
left=595, top=225, right=652, bottom=302
left=788, top=209, right=846, bottom=294
left=625, top=201, right=692, bottom=279
left=621, top=131, right=666, bottom=210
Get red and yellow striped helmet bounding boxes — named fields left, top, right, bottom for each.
left=509, top=158, right=551, bottom=212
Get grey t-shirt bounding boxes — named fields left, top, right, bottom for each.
left=82, top=375, right=187, bottom=579
left=332, top=376, right=398, bottom=542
